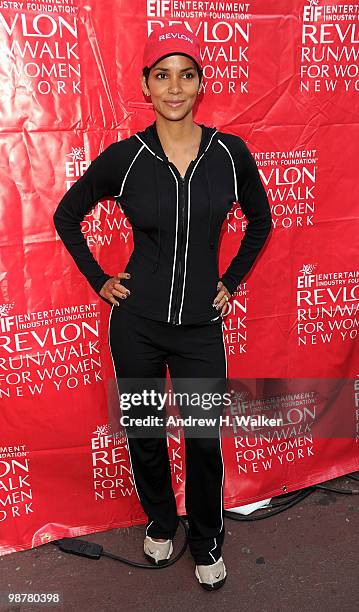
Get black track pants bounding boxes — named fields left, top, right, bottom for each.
left=108, top=305, right=228, bottom=565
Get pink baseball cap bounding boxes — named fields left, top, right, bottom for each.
left=143, top=24, right=202, bottom=70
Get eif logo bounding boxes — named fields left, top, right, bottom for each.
left=303, top=0, right=322, bottom=22
left=65, top=146, right=87, bottom=190
left=147, top=0, right=171, bottom=18
left=297, top=263, right=317, bottom=288
left=0, top=314, right=15, bottom=333
left=91, top=425, right=112, bottom=449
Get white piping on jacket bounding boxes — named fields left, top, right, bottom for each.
left=217, top=139, right=238, bottom=202
left=135, top=134, right=180, bottom=323
left=166, top=166, right=179, bottom=323
left=177, top=130, right=218, bottom=324
left=114, top=144, right=146, bottom=199
left=134, top=134, right=164, bottom=161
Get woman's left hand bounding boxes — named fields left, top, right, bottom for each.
left=213, top=281, right=232, bottom=314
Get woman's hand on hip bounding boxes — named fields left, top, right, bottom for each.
left=99, top=272, right=131, bottom=306
left=213, top=281, right=231, bottom=314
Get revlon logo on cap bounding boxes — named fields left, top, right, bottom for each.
left=158, top=33, right=194, bottom=44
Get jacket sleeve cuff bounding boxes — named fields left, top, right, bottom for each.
left=218, top=274, right=239, bottom=296
left=90, top=273, right=113, bottom=295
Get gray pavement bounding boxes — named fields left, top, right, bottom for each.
left=0, top=475, right=358, bottom=612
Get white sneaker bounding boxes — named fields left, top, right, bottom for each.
left=195, top=556, right=227, bottom=590
left=144, top=536, right=173, bottom=565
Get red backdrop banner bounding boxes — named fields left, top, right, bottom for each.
left=0, top=0, right=358, bottom=555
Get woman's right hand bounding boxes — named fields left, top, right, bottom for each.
left=99, top=272, right=131, bottom=306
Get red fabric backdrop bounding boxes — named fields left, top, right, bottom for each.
left=0, top=0, right=358, bottom=555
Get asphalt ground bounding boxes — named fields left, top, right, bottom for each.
left=0, top=474, right=358, bottom=612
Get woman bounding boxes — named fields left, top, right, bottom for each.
left=53, top=24, right=272, bottom=590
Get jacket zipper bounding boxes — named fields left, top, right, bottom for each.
left=171, top=175, right=186, bottom=324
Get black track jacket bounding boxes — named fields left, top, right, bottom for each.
left=53, top=121, right=272, bottom=325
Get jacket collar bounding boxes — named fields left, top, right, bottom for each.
left=135, top=120, right=218, bottom=164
